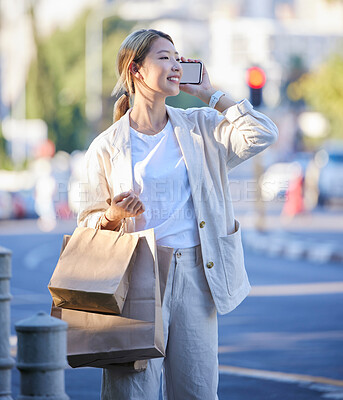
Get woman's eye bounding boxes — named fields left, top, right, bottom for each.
left=160, top=56, right=180, bottom=61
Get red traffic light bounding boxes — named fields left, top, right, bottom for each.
left=246, top=67, right=266, bottom=89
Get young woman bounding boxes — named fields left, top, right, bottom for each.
left=78, top=28, right=278, bottom=400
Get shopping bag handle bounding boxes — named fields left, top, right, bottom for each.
left=95, top=214, right=127, bottom=237
left=118, top=218, right=127, bottom=235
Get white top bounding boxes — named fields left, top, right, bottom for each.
left=130, top=119, right=200, bottom=249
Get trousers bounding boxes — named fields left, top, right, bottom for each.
left=101, top=244, right=219, bottom=400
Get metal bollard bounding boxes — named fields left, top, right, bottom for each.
left=0, top=246, right=15, bottom=400
left=15, top=312, right=69, bottom=400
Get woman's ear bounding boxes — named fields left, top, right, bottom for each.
left=130, top=62, right=143, bottom=80
left=130, top=62, right=138, bottom=72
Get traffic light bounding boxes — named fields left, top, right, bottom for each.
left=246, top=66, right=266, bottom=107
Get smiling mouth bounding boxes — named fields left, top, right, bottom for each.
left=167, top=77, right=180, bottom=82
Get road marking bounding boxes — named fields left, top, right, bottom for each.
left=10, top=333, right=343, bottom=392
left=250, top=281, right=343, bottom=296
left=10, top=335, right=17, bottom=357
left=219, top=365, right=343, bottom=387
left=218, top=330, right=343, bottom=354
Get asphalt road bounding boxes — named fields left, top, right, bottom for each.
left=1, top=219, right=343, bottom=399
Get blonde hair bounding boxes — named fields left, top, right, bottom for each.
left=112, top=29, right=174, bottom=122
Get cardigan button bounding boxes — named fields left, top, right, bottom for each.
left=206, top=261, right=214, bottom=269
left=199, top=221, right=206, bottom=228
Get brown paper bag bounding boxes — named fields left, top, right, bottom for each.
left=48, top=226, right=140, bottom=314
left=51, top=229, right=173, bottom=369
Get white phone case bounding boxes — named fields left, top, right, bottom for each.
left=180, top=62, right=203, bottom=84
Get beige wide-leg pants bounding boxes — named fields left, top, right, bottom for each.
left=101, top=244, right=219, bottom=400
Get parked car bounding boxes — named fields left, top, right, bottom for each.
left=259, top=152, right=312, bottom=201
left=317, top=149, right=343, bottom=205
left=11, top=188, right=38, bottom=219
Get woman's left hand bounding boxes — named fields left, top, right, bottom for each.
left=179, top=56, right=215, bottom=104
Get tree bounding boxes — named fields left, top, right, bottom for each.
left=26, top=9, right=135, bottom=153
left=0, top=127, right=13, bottom=169
left=288, top=53, right=343, bottom=141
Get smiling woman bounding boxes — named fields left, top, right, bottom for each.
left=77, top=28, right=279, bottom=400
left=111, top=29, right=179, bottom=127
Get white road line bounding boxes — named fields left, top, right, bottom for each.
left=219, top=364, right=343, bottom=388
left=10, top=333, right=343, bottom=395
left=249, top=281, right=343, bottom=296
left=218, top=330, right=343, bottom=354
left=10, top=335, right=17, bottom=357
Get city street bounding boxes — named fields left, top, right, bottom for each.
left=1, top=215, right=342, bottom=399
left=1, top=0, right=343, bottom=399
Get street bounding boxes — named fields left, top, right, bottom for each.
left=1, top=214, right=342, bottom=399
left=1, top=0, right=343, bottom=398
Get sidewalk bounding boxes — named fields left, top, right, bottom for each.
left=239, top=209, right=343, bottom=264
left=0, top=217, right=77, bottom=236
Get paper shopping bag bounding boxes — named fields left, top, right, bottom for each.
left=102, top=243, right=173, bottom=372
left=48, top=226, right=139, bottom=315
left=51, top=229, right=173, bottom=369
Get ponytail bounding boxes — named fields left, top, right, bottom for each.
left=113, top=93, right=130, bottom=123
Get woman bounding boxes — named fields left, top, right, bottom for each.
left=78, top=28, right=278, bottom=400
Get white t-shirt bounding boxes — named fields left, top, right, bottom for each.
left=130, top=119, right=200, bottom=249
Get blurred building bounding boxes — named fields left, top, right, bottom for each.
left=0, top=0, right=102, bottom=164
left=114, top=0, right=343, bottom=107
left=0, top=0, right=34, bottom=120
left=209, top=0, right=343, bottom=105
left=1, top=0, right=343, bottom=134
left=0, top=0, right=102, bottom=122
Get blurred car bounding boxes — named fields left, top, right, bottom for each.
left=11, top=188, right=38, bottom=219
left=317, top=149, right=343, bottom=205
left=259, top=162, right=301, bottom=201
left=259, top=152, right=312, bottom=201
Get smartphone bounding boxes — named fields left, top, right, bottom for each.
left=180, top=61, right=203, bottom=84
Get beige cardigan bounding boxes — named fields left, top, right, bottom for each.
left=77, top=98, right=278, bottom=314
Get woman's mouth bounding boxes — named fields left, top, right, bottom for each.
left=167, top=77, right=180, bottom=83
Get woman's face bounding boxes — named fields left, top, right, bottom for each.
left=134, top=37, right=182, bottom=97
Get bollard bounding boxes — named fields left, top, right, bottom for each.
left=15, top=312, right=69, bottom=400
left=0, top=246, right=15, bottom=400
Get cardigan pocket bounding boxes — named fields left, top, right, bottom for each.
left=218, top=219, right=246, bottom=296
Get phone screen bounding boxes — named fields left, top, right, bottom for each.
left=180, top=62, right=203, bottom=84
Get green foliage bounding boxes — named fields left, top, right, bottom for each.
left=166, top=91, right=207, bottom=109
left=102, top=17, right=136, bottom=131
left=0, top=128, right=13, bottom=170
left=26, top=10, right=135, bottom=152
left=289, top=53, right=343, bottom=140
left=26, top=9, right=90, bottom=152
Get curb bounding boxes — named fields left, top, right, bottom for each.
left=243, top=231, right=343, bottom=264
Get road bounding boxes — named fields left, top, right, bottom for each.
left=1, top=217, right=342, bottom=399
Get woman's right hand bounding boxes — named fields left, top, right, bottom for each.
left=101, top=190, right=145, bottom=230
left=106, top=190, right=145, bottom=221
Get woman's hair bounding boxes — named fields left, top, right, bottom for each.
left=112, top=29, right=174, bottom=122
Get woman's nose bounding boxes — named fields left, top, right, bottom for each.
left=172, top=64, right=180, bottom=72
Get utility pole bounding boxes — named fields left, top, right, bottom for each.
left=85, top=1, right=124, bottom=139
left=246, top=66, right=267, bottom=232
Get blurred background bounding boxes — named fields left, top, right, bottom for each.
left=1, top=0, right=343, bottom=398
left=0, top=0, right=343, bottom=227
